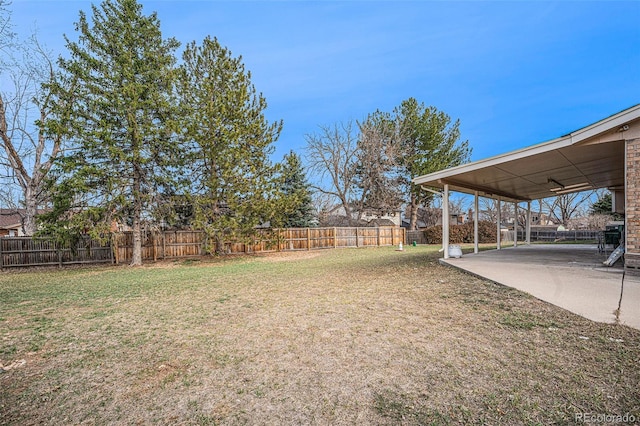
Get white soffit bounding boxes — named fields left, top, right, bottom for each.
left=413, top=104, right=640, bottom=201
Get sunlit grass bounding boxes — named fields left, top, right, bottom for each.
left=1, top=246, right=638, bottom=424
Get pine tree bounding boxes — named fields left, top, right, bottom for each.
left=279, top=151, right=315, bottom=228
left=395, top=98, right=471, bottom=230
left=590, top=192, right=612, bottom=215
left=178, top=36, right=282, bottom=252
left=42, top=0, right=182, bottom=265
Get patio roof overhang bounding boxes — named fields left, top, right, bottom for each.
left=413, top=104, right=640, bottom=202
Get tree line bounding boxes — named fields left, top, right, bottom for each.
left=305, top=99, right=471, bottom=229
left=0, top=0, right=471, bottom=265
left=0, top=0, right=317, bottom=264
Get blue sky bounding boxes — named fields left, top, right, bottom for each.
left=10, top=0, right=640, bottom=163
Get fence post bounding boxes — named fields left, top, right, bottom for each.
left=58, top=242, right=63, bottom=268
left=307, top=228, right=311, bottom=251
left=355, top=228, right=359, bottom=248
left=0, top=237, right=3, bottom=270
left=280, top=229, right=284, bottom=251
left=334, top=227, right=337, bottom=248
left=114, top=233, right=119, bottom=264
left=284, top=228, right=287, bottom=251
left=152, top=232, right=157, bottom=262
left=377, top=227, right=381, bottom=247
left=109, top=234, right=114, bottom=264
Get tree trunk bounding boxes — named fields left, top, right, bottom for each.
left=409, top=192, right=419, bottom=230
left=131, top=168, right=143, bottom=266
left=339, top=195, right=352, bottom=226
left=23, top=186, right=38, bottom=236
left=131, top=213, right=143, bottom=266
left=214, top=233, right=223, bottom=255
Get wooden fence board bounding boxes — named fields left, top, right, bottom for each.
left=1, top=227, right=406, bottom=269
left=506, top=230, right=598, bottom=242
left=404, top=229, right=599, bottom=245
left=0, top=236, right=111, bottom=268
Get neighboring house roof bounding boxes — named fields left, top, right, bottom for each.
left=0, top=208, right=49, bottom=230
left=366, top=218, right=397, bottom=227
left=320, top=215, right=397, bottom=228
left=320, top=215, right=358, bottom=227
left=401, top=218, right=427, bottom=229
left=0, top=209, right=23, bottom=230
left=324, top=203, right=402, bottom=220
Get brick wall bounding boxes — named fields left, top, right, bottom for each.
left=626, top=138, right=640, bottom=270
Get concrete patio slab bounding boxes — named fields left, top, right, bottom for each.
left=440, top=244, right=640, bottom=330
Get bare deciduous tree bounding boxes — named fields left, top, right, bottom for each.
left=0, top=0, right=61, bottom=235
left=479, top=198, right=513, bottom=223
left=567, top=214, right=612, bottom=231
left=305, top=121, right=361, bottom=224
left=0, top=1, right=13, bottom=58
left=418, top=206, right=441, bottom=228
left=542, top=191, right=595, bottom=226
left=0, top=11, right=64, bottom=234
left=311, top=191, right=333, bottom=220
left=430, top=193, right=470, bottom=225
left=355, top=112, right=404, bottom=217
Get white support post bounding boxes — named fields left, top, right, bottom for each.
left=443, top=184, right=450, bottom=259
left=526, top=201, right=531, bottom=245
left=513, top=202, right=518, bottom=248
left=474, top=191, right=479, bottom=254
left=496, top=198, right=501, bottom=250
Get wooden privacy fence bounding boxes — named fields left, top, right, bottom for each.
left=0, top=236, right=112, bottom=269
left=406, top=230, right=428, bottom=245
left=113, top=227, right=406, bottom=263
left=112, top=230, right=203, bottom=263
left=405, top=229, right=600, bottom=245
left=514, top=230, right=599, bottom=242
left=273, top=227, right=405, bottom=252
left=0, top=227, right=406, bottom=268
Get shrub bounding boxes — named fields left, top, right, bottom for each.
left=423, top=221, right=497, bottom=244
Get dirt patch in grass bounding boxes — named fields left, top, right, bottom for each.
left=1, top=246, right=639, bottom=425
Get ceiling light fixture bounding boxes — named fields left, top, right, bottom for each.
left=547, top=178, right=564, bottom=189
left=552, top=184, right=593, bottom=195
left=562, top=182, right=591, bottom=190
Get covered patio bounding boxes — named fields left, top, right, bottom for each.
left=413, top=105, right=640, bottom=328
left=441, top=245, right=640, bottom=330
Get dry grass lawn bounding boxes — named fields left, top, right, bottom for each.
left=1, top=246, right=639, bottom=425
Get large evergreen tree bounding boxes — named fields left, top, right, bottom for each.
left=178, top=36, right=282, bottom=252
left=306, top=102, right=469, bottom=228
left=42, top=0, right=182, bottom=265
left=278, top=151, right=315, bottom=228
left=590, top=192, right=612, bottom=215
left=395, top=98, right=471, bottom=230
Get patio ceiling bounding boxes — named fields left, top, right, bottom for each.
left=413, top=104, right=640, bottom=202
